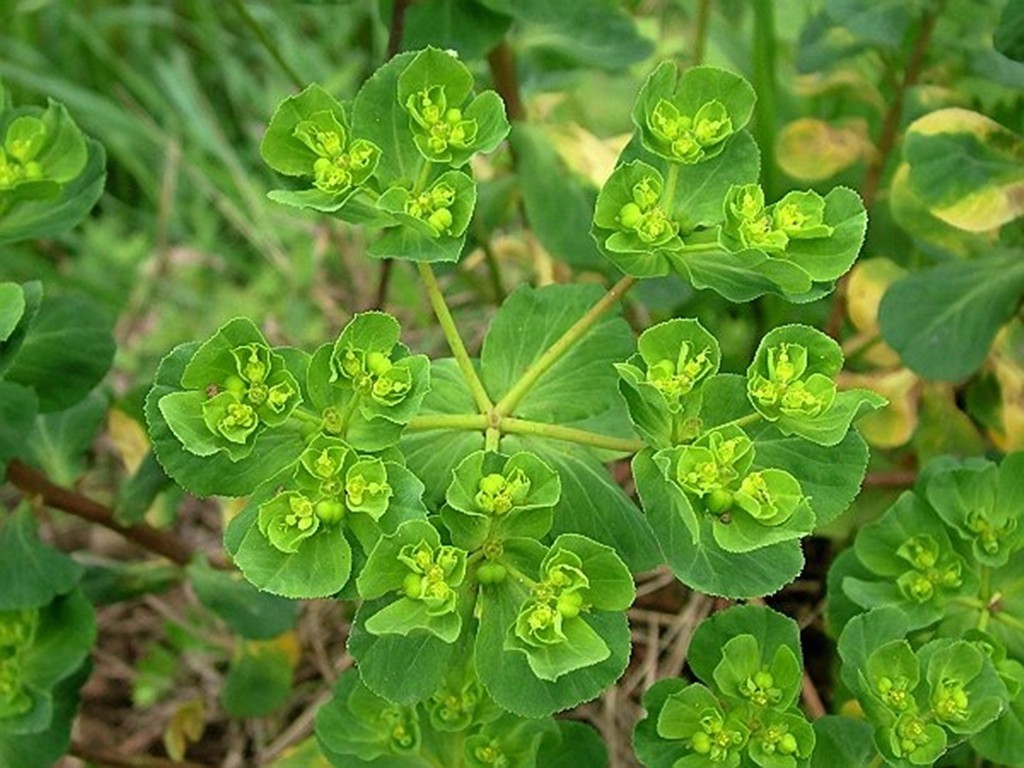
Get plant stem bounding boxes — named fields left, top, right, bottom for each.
left=5, top=460, right=212, bottom=568
left=717, top=411, right=762, bottom=430
left=692, top=0, right=713, bottom=66
left=486, top=40, right=525, bottom=122
left=860, top=9, right=941, bottom=210
left=751, top=0, right=778, bottom=195
left=413, top=158, right=434, bottom=195
left=500, top=418, right=645, bottom=454
left=494, top=275, right=637, bottom=417
left=227, top=0, right=304, bottom=90
left=407, top=413, right=491, bottom=432
left=372, top=0, right=415, bottom=310
left=661, top=163, right=680, bottom=208
left=485, top=427, right=501, bottom=452
left=417, top=263, right=494, bottom=413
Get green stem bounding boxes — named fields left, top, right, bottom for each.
left=867, top=754, right=884, bottom=768
left=751, top=0, right=777, bottom=195
left=717, top=411, right=763, bottom=431
left=494, top=275, right=637, bottom=417
left=291, top=406, right=322, bottom=425
left=500, top=418, right=645, bottom=454
left=417, top=263, right=494, bottom=413
left=993, top=610, right=1024, bottom=634
left=661, top=163, right=680, bottom=209
left=413, top=158, right=434, bottom=195
left=501, top=560, right=539, bottom=589
left=485, top=427, right=501, bottom=452
left=692, top=0, right=712, bottom=66
left=407, top=413, right=490, bottom=432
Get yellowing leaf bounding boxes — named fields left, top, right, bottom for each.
left=547, top=122, right=631, bottom=187
left=838, top=368, right=918, bottom=448
left=107, top=408, right=150, bottom=474
left=164, top=698, right=205, bottom=761
left=776, top=118, right=871, bottom=181
left=988, top=321, right=1024, bottom=452
left=905, top=108, right=1024, bottom=233
left=844, top=258, right=905, bottom=367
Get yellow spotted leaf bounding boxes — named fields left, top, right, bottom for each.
left=776, top=118, right=871, bottom=181
left=838, top=368, right=919, bottom=448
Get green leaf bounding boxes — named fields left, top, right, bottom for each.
left=475, top=575, right=630, bottom=717
left=537, top=720, right=608, bottom=768
left=363, top=597, right=462, bottom=643
left=548, top=534, right=634, bottom=611
left=348, top=597, right=462, bottom=704
left=495, top=0, right=652, bottom=71
left=400, top=358, right=486, bottom=507
left=400, top=0, right=513, bottom=60
left=5, top=293, right=114, bottom=413
left=0, top=382, right=37, bottom=474
left=368, top=225, right=468, bottom=263
left=260, top=83, right=349, bottom=177
left=187, top=559, right=297, bottom=640
left=220, top=640, right=294, bottom=718
left=836, top=607, right=911, bottom=694
left=0, top=662, right=86, bottom=768
left=632, top=678, right=692, bottom=768
left=632, top=63, right=755, bottom=164
left=510, top=124, right=603, bottom=269
left=995, top=0, right=1024, bottom=62
left=481, top=283, right=635, bottom=428
left=506, top=437, right=660, bottom=572
left=231, top=500, right=353, bottom=598
left=0, top=283, right=24, bottom=342
left=972, top=660, right=1024, bottom=765
left=0, top=507, right=82, bottom=611
left=809, top=716, right=875, bottom=768
left=504, top=612, right=610, bottom=682
left=633, top=450, right=804, bottom=598
left=903, top=108, right=1024, bottom=232
left=25, top=392, right=106, bottom=486
left=114, top=451, right=172, bottom=526
left=0, top=139, right=105, bottom=247
left=146, top=343, right=306, bottom=497
left=0, top=281, right=41, bottom=377
left=687, top=604, right=803, bottom=690
left=879, top=251, right=1024, bottom=381
left=352, top=52, right=422, bottom=187
left=20, top=588, right=96, bottom=705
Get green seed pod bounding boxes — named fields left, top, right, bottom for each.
left=618, top=202, right=643, bottom=229
left=707, top=488, right=734, bottom=515
left=557, top=590, right=584, bottom=619
left=403, top=572, right=424, bottom=599
left=315, top=499, right=345, bottom=525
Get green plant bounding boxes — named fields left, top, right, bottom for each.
left=3, top=2, right=1024, bottom=766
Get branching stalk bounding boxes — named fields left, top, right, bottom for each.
left=6, top=459, right=214, bottom=568
left=494, top=276, right=637, bottom=417
left=417, top=262, right=494, bottom=413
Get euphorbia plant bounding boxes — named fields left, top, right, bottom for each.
left=130, top=45, right=883, bottom=764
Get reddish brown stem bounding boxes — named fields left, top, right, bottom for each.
left=827, top=9, right=941, bottom=339
left=69, top=742, right=211, bottom=768
left=6, top=459, right=207, bottom=568
left=864, top=469, right=917, bottom=488
left=801, top=671, right=828, bottom=719
left=487, top=40, right=525, bottom=122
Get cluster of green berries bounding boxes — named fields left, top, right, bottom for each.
left=0, top=116, right=45, bottom=189
left=649, top=99, right=732, bottom=163
left=474, top=468, right=531, bottom=516
left=748, top=343, right=836, bottom=419
left=406, top=86, right=478, bottom=157
left=399, top=540, right=465, bottom=616
left=336, top=346, right=412, bottom=406
left=895, top=534, right=963, bottom=603
left=293, top=111, right=378, bottom=194
left=403, top=181, right=458, bottom=236
left=616, top=176, right=678, bottom=246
